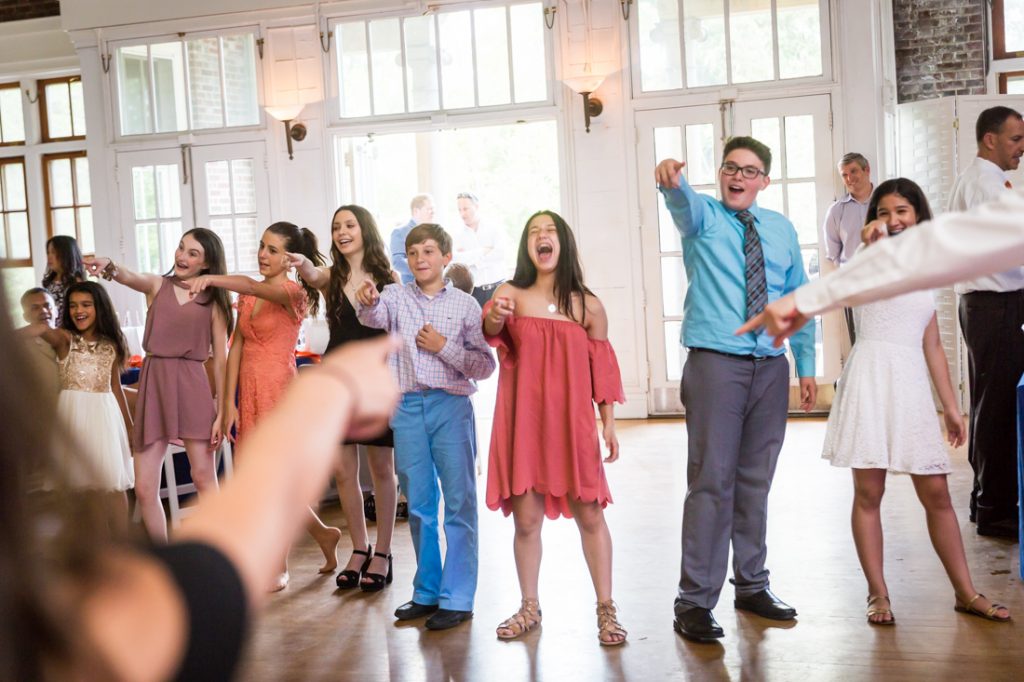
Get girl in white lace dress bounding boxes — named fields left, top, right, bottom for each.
left=822, top=179, right=1010, bottom=626
left=22, top=282, right=134, bottom=518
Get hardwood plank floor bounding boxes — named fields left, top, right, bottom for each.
left=234, top=418, right=1022, bottom=681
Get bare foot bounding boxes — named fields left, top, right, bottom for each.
left=270, top=571, right=290, bottom=592
left=316, top=527, right=343, bottom=574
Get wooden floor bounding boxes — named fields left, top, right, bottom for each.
left=235, top=417, right=1023, bottom=681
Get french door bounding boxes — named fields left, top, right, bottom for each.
left=637, top=95, right=838, bottom=415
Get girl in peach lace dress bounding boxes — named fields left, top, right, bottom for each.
left=190, top=222, right=342, bottom=591
left=22, top=282, right=134, bottom=518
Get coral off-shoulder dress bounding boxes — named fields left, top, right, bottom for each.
left=483, top=305, right=625, bottom=520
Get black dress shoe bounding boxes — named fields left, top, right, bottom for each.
left=673, top=606, right=724, bottom=642
left=394, top=601, right=439, bottom=621
left=977, top=518, right=1019, bottom=539
left=734, top=589, right=797, bottom=621
left=425, top=609, right=474, bottom=630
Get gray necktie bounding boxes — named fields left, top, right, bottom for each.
left=737, top=210, right=767, bottom=317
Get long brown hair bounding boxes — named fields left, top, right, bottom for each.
left=327, top=205, right=393, bottom=328
left=265, top=222, right=325, bottom=317
left=177, top=228, right=235, bottom=336
left=41, top=235, right=86, bottom=289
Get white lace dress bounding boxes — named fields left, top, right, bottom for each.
left=822, top=289, right=951, bottom=475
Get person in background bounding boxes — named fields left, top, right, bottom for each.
left=453, top=192, right=509, bottom=307
left=445, top=262, right=474, bottom=296
left=20, top=287, right=60, bottom=404
left=391, top=194, right=435, bottom=285
left=42, top=235, right=86, bottom=320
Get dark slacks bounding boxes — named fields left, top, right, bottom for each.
left=676, top=350, right=790, bottom=610
left=959, top=290, right=1024, bottom=527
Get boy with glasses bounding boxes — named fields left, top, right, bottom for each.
left=654, top=136, right=817, bottom=643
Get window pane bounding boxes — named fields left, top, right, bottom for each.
left=118, top=47, right=152, bottom=135
left=75, top=157, right=91, bottom=205
left=338, top=22, right=372, bottom=118
left=1004, top=0, right=1024, bottom=53
left=132, top=167, right=156, bottom=220
left=787, top=182, right=818, bottom=243
left=370, top=18, right=405, bottom=115
left=221, top=34, right=259, bottom=127
left=665, top=320, right=683, bottom=381
left=160, top=221, right=183, bottom=269
left=439, top=11, right=475, bottom=109
left=474, top=7, right=511, bottom=106
left=404, top=16, right=439, bottom=113
left=750, top=117, right=781, bottom=163
left=654, top=126, right=684, bottom=252
left=683, top=0, right=726, bottom=87
left=70, top=80, right=87, bottom=136
left=155, top=165, right=181, bottom=219
left=136, top=223, right=160, bottom=273
left=3, top=163, right=26, bottom=211
left=778, top=0, right=822, bottom=79
left=78, top=207, right=94, bottom=254
left=758, top=183, right=783, bottom=213
left=730, top=0, right=774, bottom=83
left=1007, top=74, right=1024, bottom=94
left=230, top=158, right=256, bottom=214
left=802, top=247, right=820, bottom=280
left=187, top=37, right=224, bottom=129
left=784, top=115, right=815, bottom=178
left=2, top=267, right=36, bottom=316
left=638, top=0, right=683, bottom=91
left=510, top=2, right=547, bottom=102
left=0, top=87, right=26, bottom=143
left=661, top=255, right=687, bottom=316
left=7, top=212, right=30, bottom=259
left=205, top=161, right=233, bottom=215
left=44, top=82, right=74, bottom=139
left=210, top=217, right=236, bottom=271
left=53, top=208, right=77, bottom=237
left=234, top=216, right=259, bottom=272
left=48, top=158, right=74, bottom=206
left=150, top=41, right=187, bottom=132
left=685, top=123, right=716, bottom=185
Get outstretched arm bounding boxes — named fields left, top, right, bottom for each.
left=19, top=323, right=71, bottom=359
left=190, top=275, right=297, bottom=313
left=286, top=252, right=331, bottom=291
left=84, top=256, right=163, bottom=298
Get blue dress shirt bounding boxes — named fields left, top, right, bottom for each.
left=391, top=218, right=416, bottom=284
left=659, top=176, right=816, bottom=377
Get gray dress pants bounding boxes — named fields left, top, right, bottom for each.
left=676, top=349, right=790, bottom=611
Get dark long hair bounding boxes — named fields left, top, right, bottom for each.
left=508, top=210, right=593, bottom=324
left=61, top=282, right=130, bottom=369
left=265, top=222, right=324, bottom=317
left=327, top=205, right=393, bottom=328
left=865, top=178, right=933, bottom=225
left=174, top=228, right=235, bottom=337
left=41, top=236, right=85, bottom=289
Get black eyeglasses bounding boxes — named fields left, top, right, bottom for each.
left=720, top=162, right=766, bottom=179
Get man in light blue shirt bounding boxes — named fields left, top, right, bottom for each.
left=656, top=136, right=817, bottom=644
left=391, top=194, right=435, bottom=284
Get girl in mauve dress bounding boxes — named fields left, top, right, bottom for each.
left=85, top=228, right=233, bottom=543
left=189, top=221, right=342, bottom=591
left=482, top=210, right=627, bottom=646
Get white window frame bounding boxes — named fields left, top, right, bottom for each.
left=325, top=0, right=557, bottom=126
left=628, top=0, right=834, bottom=99
left=108, top=26, right=266, bottom=141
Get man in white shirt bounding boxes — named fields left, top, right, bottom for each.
left=20, top=288, right=59, bottom=406
left=947, top=106, right=1024, bottom=537
left=822, top=152, right=874, bottom=346
left=452, top=192, right=508, bottom=307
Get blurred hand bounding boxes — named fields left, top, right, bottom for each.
left=486, top=296, right=515, bottom=328
left=416, top=324, right=446, bottom=354
left=799, top=377, right=817, bottom=413
left=284, top=252, right=307, bottom=271
left=735, top=293, right=809, bottom=348
left=356, top=279, right=380, bottom=307
left=189, top=275, right=214, bottom=297
left=861, top=220, right=888, bottom=245
left=655, top=159, right=686, bottom=189
left=322, top=335, right=401, bottom=441
left=602, top=421, right=620, bottom=463
left=83, top=256, right=111, bottom=277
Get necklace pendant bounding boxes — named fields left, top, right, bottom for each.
left=547, top=303, right=557, bottom=314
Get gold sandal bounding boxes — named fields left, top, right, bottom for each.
left=496, top=598, right=542, bottom=640
left=866, top=595, right=895, bottom=626
left=954, top=593, right=1011, bottom=622
left=597, top=600, right=627, bottom=646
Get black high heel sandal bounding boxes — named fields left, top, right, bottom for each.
left=335, top=545, right=372, bottom=589
left=360, top=551, right=393, bottom=592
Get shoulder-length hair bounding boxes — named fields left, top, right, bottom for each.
left=61, top=281, right=130, bottom=368
left=41, top=236, right=85, bottom=289
left=866, top=178, right=933, bottom=225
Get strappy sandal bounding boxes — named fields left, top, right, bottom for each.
left=335, top=545, right=372, bottom=590
left=866, top=595, right=895, bottom=626
left=954, top=593, right=1011, bottom=622
left=596, top=600, right=627, bottom=646
left=496, top=598, right=542, bottom=640
left=359, top=551, right=393, bottom=592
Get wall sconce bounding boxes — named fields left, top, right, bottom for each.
left=563, top=75, right=606, bottom=133
left=265, top=104, right=307, bottom=160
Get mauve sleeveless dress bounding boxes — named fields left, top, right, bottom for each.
left=133, top=277, right=217, bottom=450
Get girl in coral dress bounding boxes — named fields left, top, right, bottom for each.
left=190, top=222, right=342, bottom=591
left=483, top=210, right=627, bottom=646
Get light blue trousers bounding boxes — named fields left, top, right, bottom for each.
left=391, top=390, right=478, bottom=611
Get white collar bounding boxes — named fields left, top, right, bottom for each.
left=973, top=156, right=1010, bottom=181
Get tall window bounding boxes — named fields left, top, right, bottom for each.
left=44, top=152, right=93, bottom=253
left=0, top=83, right=26, bottom=145
left=114, top=31, right=260, bottom=135
left=635, top=0, right=826, bottom=93
left=1000, top=71, right=1024, bottom=94
left=993, top=0, right=1024, bottom=59
left=38, top=77, right=87, bottom=141
left=333, top=1, right=550, bottom=120
left=0, top=158, right=31, bottom=266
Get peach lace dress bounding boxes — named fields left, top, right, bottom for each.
left=235, top=281, right=308, bottom=444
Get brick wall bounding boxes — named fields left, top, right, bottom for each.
left=0, top=0, right=60, bottom=22
left=893, top=0, right=987, bottom=103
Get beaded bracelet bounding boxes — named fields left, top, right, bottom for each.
left=101, top=261, right=120, bottom=281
